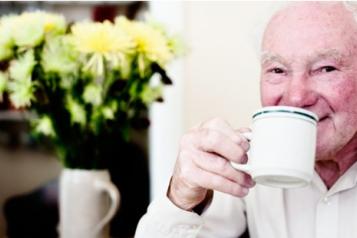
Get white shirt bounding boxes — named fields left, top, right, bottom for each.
left=135, top=162, right=357, bottom=238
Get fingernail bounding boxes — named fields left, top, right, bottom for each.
left=249, top=179, right=256, bottom=187
left=244, top=175, right=255, bottom=187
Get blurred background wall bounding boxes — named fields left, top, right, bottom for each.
left=0, top=1, right=287, bottom=237
left=150, top=1, right=287, bottom=200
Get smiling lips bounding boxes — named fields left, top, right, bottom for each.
left=317, top=114, right=331, bottom=124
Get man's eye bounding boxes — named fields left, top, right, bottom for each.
left=268, top=68, right=285, bottom=74
left=320, top=66, right=337, bottom=73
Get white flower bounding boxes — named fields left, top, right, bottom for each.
left=41, top=36, right=78, bottom=75
left=0, top=27, right=14, bottom=60
left=102, top=107, right=115, bottom=120
left=59, top=75, right=76, bottom=90
left=83, top=83, right=102, bottom=106
left=12, top=19, right=44, bottom=48
left=34, top=115, right=55, bottom=137
left=0, top=15, right=16, bottom=60
left=9, top=50, right=36, bottom=82
left=115, top=16, right=173, bottom=66
left=11, top=11, right=66, bottom=47
left=8, top=77, right=35, bottom=108
left=8, top=50, right=36, bottom=108
left=0, top=72, right=8, bottom=101
left=102, top=101, right=118, bottom=120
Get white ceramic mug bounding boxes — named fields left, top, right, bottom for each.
left=231, top=106, right=318, bottom=188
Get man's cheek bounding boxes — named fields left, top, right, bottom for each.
left=327, top=76, right=357, bottom=104
left=260, top=86, right=283, bottom=106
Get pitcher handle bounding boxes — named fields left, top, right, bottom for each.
left=93, top=180, right=120, bottom=234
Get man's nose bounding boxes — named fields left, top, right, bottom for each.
left=282, top=74, right=318, bottom=107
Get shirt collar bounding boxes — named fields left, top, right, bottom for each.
left=312, top=161, right=357, bottom=196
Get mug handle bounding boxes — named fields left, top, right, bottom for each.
left=93, top=179, right=120, bottom=234
left=230, top=132, right=253, bottom=173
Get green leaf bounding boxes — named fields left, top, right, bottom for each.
left=65, top=96, right=87, bottom=127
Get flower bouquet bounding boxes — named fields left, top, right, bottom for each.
left=0, top=11, right=183, bottom=237
left=0, top=11, right=182, bottom=169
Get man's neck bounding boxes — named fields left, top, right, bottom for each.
left=315, top=136, right=357, bottom=189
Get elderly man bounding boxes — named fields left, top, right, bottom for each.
left=135, top=2, right=357, bottom=237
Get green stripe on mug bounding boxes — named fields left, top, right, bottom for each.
left=253, top=107, right=318, bottom=122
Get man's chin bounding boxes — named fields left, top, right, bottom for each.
left=315, top=143, right=334, bottom=162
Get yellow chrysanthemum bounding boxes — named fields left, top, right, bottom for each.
left=115, top=16, right=173, bottom=66
left=71, top=20, right=134, bottom=75
left=72, top=21, right=132, bottom=54
left=20, top=11, right=66, bottom=34
left=41, top=13, right=66, bottom=34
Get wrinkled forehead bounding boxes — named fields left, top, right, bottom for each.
left=262, top=2, right=357, bottom=53
left=260, top=49, right=348, bottom=66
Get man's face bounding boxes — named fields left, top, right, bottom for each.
left=260, top=3, right=357, bottom=161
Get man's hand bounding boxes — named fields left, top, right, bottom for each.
left=168, top=118, right=255, bottom=211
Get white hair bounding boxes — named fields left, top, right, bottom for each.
left=251, top=1, right=357, bottom=58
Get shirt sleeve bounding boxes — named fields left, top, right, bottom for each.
left=135, top=191, right=247, bottom=238
left=199, top=191, right=247, bottom=237
left=135, top=195, right=204, bottom=238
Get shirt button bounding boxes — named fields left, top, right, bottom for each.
left=323, top=197, right=331, bottom=205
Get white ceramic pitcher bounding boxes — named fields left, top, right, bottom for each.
left=59, top=169, right=120, bottom=238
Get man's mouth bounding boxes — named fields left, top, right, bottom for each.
left=318, top=115, right=329, bottom=123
